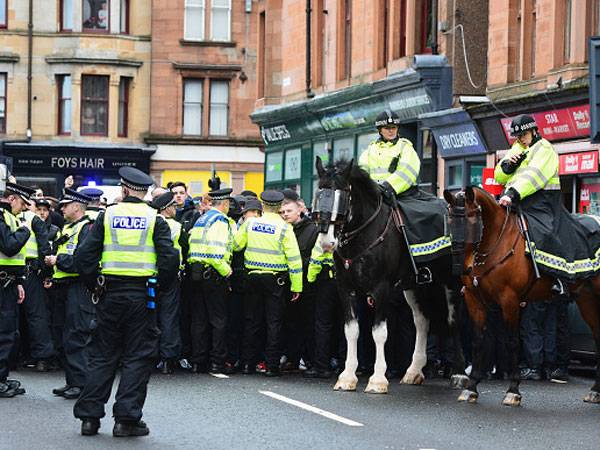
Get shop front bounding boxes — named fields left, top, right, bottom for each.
left=252, top=56, right=454, bottom=203
left=0, top=141, right=156, bottom=197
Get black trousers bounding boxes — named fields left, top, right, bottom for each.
left=58, top=280, right=96, bottom=388
left=48, top=282, right=66, bottom=364
left=190, top=273, right=228, bottom=367
left=179, top=272, right=194, bottom=359
left=22, top=270, right=55, bottom=360
left=0, top=283, right=18, bottom=382
left=242, top=273, right=287, bottom=369
left=157, top=280, right=182, bottom=361
left=520, top=301, right=556, bottom=370
left=74, top=283, right=160, bottom=423
left=284, top=284, right=315, bottom=366
left=226, top=271, right=245, bottom=364
left=312, top=274, right=342, bottom=371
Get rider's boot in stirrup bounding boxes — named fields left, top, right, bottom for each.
left=551, top=278, right=569, bottom=298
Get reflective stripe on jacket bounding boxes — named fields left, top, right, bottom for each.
left=188, top=208, right=236, bottom=277
left=494, top=138, right=561, bottom=199
left=54, top=217, right=90, bottom=279
left=101, top=203, right=157, bottom=277
left=359, top=138, right=420, bottom=195
left=234, top=212, right=303, bottom=292
left=20, top=210, right=38, bottom=259
left=0, top=210, right=26, bottom=267
left=307, top=240, right=334, bottom=283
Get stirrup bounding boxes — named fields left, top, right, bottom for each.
left=416, top=267, right=433, bottom=285
left=551, top=279, right=568, bottom=297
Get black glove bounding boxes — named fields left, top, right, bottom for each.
left=378, top=181, right=396, bottom=206
left=504, top=187, right=521, bottom=204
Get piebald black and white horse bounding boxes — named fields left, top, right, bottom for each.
left=314, top=157, right=467, bottom=393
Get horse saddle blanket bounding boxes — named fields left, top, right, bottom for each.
left=522, top=190, right=600, bottom=280
left=397, top=188, right=451, bottom=263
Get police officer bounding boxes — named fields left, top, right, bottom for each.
left=45, top=188, right=94, bottom=399
left=151, top=191, right=187, bottom=375
left=234, top=190, right=302, bottom=377
left=79, top=188, right=105, bottom=221
left=19, top=192, right=54, bottom=371
left=0, top=182, right=33, bottom=398
left=188, top=187, right=236, bottom=374
left=73, top=167, right=178, bottom=437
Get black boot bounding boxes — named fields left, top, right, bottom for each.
left=81, top=418, right=100, bottom=436
left=113, top=420, right=150, bottom=437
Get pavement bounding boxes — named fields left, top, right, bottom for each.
left=1, top=369, right=599, bottom=450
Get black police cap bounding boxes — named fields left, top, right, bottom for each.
left=34, top=198, right=52, bottom=209
left=5, top=182, right=36, bottom=205
left=79, top=187, right=104, bottom=201
left=240, top=190, right=257, bottom=198
left=260, top=190, right=285, bottom=206
left=59, top=188, right=93, bottom=205
left=281, top=188, right=300, bottom=202
left=241, top=198, right=263, bottom=214
left=151, top=191, right=176, bottom=211
left=119, top=166, right=154, bottom=191
left=208, top=188, right=233, bottom=201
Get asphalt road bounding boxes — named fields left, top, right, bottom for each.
left=1, top=369, right=599, bottom=450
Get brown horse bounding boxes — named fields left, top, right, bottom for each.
left=444, top=186, right=600, bottom=406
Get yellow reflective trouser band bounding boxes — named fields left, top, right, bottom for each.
left=409, top=236, right=452, bottom=257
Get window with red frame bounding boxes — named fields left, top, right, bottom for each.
left=118, top=77, right=131, bottom=137
left=83, top=0, right=109, bottom=32
left=81, top=75, right=109, bottom=136
left=0, top=74, right=6, bottom=134
left=120, top=0, right=130, bottom=34
left=57, top=75, right=72, bottom=135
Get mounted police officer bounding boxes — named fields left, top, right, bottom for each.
left=73, top=167, right=178, bottom=438
left=0, top=182, right=34, bottom=398
left=45, top=188, right=94, bottom=399
left=495, top=114, right=600, bottom=294
left=151, top=191, right=187, bottom=374
left=79, top=188, right=105, bottom=221
left=234, top=190, right=303, bottom=377
left=188, top=187, right=236, bottom=374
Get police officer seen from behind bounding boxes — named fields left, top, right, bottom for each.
left=73, top=167, right=178, bottom=438
left=79, top=188, right=105, bottom=221
left=235, top=190, right=302, bottom=377
left=188, top=187, right=236, bottom=374
left=0, top=183, right=33, bottom=398
left=45, top=189, right=94, bottom=399
left=19, top=191, right=54, bottom=371
left=151, top=191, right=187, bottom=375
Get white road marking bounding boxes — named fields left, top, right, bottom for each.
left=209, top=373, right=230, bottom=379
left=259, top=390, right=364, bottom=427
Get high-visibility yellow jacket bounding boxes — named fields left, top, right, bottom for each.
left=188, top=208, right=236, bottom=277
left=0, top=209, right=27, bottom=267
left=101, top=202, right=157, bottom=277
left=234, top=212, right=303, bottom=292
left=20, top=210, right=39, bottom=260
left=359, top=138, right=420, bottom=195
left=307, top=240, right=334, bottom=283
left=165, top=217, right=183, bottom=267
left=54, top=216, right=91, bottom=279
left=495, top=138, right=561, bottom=199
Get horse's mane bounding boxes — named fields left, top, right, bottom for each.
left=334, top=159, right=380, bottom=199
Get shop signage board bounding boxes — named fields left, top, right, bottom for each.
left=432, top=122, right=486, bottom=158
left=558, top=150, right=599, bottom=175
left=12, top=155, right=142, bottom=171
left=482, top=168, right=503, bottom=196
left=500, top=104, right=591, bottom=143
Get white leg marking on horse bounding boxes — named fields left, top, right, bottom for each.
left=445, top=286, right=456, bottom=327
left=401, top=289, right=429, bottom=385
left=334, top=318, right=359, bottom=391
left=365, top=321, right=389, bottom=394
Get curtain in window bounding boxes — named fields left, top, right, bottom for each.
left=184, top=80, right=203, bottom=135
left=62, top=0, right=73, bottom=30
left=210, top=81, right=228, bottom=136
left=211, top=0, right=231, bottom=41
left=60, top=76, right=72, bottom=134
left=185, top=0, right=205, bottom=40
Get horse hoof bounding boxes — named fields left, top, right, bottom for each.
left=450, top=374, right=469, bottom=390
left=364, top=380, right=389, bottom=394
left=400, top=371, right=425, bottom=385
left=583, top=391, right=600, bottom=403
left=457, top=389, right=478, bottom=403
left=502, top=392, right=522, bottom=407
left=334, top=377, right=358, bottom=392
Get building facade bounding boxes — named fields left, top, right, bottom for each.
left=251, top=0, right=490, bottom=200
left=146, top=0, right=264, bottom=196
left=469, top=0, right=600, bottom=213
left=0, top=0, right=155, bottom=197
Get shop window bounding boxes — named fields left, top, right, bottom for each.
left=580, top=177, right=600, bottom=215
left=312, top=141, right=329, bottom=176
left=467, top=161, right=486, bottom=187
left=285, top=148, right=302, bottom=180
left=120, top=0, right=130, bottom=34
left=446, top=161, right=464, bottom=191
left=183, top=79, right=203, bottom=135
left=81, top=75, right=109, bottom=136
left=209, top=80, right=229, bottom=136
left=266, top=152, right=283, bottom=183
left=211, top=0, right=231, bottom=41
left=184, top=0, right=205, bottom=41
left=333, top=137, right=354, bottom=162
left=357, top=132, right=379, bottom=160
left=83, top=0, right=109, bottom=32
left=419, top=129, right=435, bottom=192
left=57, top=75, right=72, bottom=135
left=61, top=0, right=73, bottom=31
left=0, top=73, right=5, bottom=134
left=118, top=77, right=131, bottom=137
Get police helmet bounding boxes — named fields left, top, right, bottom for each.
left=510, top=114, right=538, bottom=137
left=375, top=111, right=401, bottom=128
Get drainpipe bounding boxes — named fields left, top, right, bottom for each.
left=27, top=0, right=33, bottom=141
left=306, top=0, right=314, bottom=98
left=431, top=0, right=439, bottom=55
